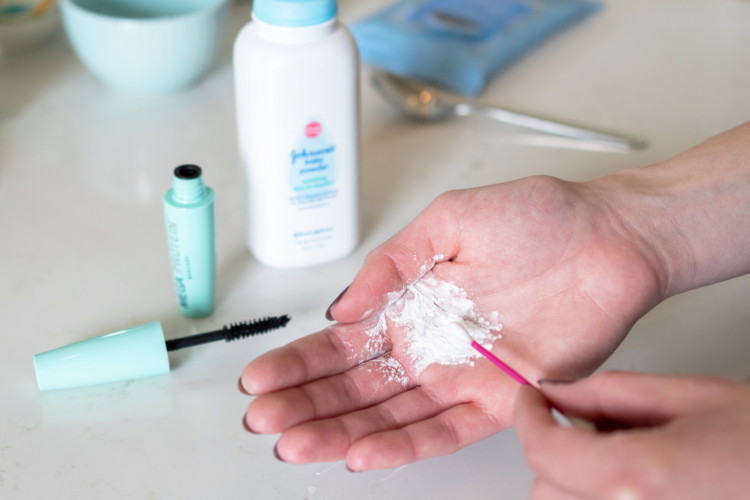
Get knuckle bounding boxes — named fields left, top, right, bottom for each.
left=433, top=188, right=463, bottom=205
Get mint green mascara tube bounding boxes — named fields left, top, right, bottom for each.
left=163, top=164, right=215, bottom=318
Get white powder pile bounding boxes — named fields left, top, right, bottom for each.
left=366, top=271, right=502, bottom=377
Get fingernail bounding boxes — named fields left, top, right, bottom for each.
left=325, top=286, right=349, bottom=321
left=538, top=378, right=577, bottom=385
left=273, top=443, right=285, bottom=462
left=238, top=377, right=250, bottom=396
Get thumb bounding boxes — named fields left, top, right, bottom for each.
left=539, top=371, right=730, bottom=426
left=326, top=192, right=465, bottom=324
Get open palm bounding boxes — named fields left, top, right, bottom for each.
left=241, top=176, right=664, bottom=470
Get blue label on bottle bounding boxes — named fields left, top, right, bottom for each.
left=289, top=119, right=339, bottom=211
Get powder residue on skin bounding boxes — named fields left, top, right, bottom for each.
left=417, top=254, right=448, bottom=276
left=363, top=314, right=388, bottom=359
left=366, top=270, right=502, bottom=377
left=366, top=355, right=409, bottom=388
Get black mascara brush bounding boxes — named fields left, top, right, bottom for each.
left=165, top=315, right=291, bottom=351
left=33, top=315, right=292, bottom=391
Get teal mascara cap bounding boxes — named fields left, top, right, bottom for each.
left=34, top=322, right=170, bottom=391
left=33, top=315, right=292, bottom=391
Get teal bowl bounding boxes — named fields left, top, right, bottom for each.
left=60, top=0, right=229, bottom=93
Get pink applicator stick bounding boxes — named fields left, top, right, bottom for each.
left=451, top=322, right=532, bottom=386
left=470, top=337, right=532, bottom=386
left=452, top=323, right=596, bottom=430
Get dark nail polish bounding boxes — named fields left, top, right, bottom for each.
left=325, top=286, right=349, bottom=321
left=273, top=443, right=285, bottom=462
left=538, top=378, right=577, bottom=385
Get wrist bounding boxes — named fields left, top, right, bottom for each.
left=587, top=123, right=750, bottom=299
left=586, top=166, right=687, bottom=301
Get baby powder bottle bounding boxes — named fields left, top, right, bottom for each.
left=233, top=0, right=360, bottom=268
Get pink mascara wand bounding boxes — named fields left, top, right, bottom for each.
left=450, top=322, right=532, bottom=386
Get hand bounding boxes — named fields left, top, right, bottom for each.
left=514, top=371, right=750, bottom=500
left=240, top=176, right=664, bottom=470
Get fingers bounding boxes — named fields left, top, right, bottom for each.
left=514, top=385, right=613, bottom=493
left=240, top=319, right=391, bottom=396
left=326, top=192, right=465, bottom=324
left=518, top=375, right=750, bottom=500
left=274, top=385, right=447, bottom=464
left=245, top=354, right=414, bottom=434
left=345, top=398, right=510, bottom=470
left=539, top=371, right=732, bottom=426
left=514, top=379, right=733, bottom=499
left=273, top=382, right=513, bottom=467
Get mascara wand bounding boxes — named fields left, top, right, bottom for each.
left=166, top=315, right=291, bottom=351
left=34, top=314, right=292, bottom=391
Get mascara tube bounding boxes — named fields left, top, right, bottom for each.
left=163, top=164, right=215, bottom=318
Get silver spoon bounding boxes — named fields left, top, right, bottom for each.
left=371, top=71, right=648, bottom=152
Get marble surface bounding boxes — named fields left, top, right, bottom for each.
left=1, top=0, right=749, bottom=498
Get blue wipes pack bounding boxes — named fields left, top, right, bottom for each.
left=351, top=0, right=601, bottom=96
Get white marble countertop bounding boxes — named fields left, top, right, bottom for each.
left=2, top=0, right=749, bottom=498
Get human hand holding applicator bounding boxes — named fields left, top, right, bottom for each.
left=239, top=123, right=750, bottom=481
left=515, top=372, right=750, bottom=500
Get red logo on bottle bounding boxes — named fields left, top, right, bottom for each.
left=305, top=121, right=322, bottom=138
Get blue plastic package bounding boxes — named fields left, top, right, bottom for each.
left=351, top=0, right=602, bottom=96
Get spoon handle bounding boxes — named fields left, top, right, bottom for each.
left=457, top=102, right=647, bottom=151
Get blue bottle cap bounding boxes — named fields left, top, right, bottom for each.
left=253, top=0, right=337, bottom=27
left=34, top=322, right=170, bottom=391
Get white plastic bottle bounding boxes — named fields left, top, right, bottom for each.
left=233, top=0, right=359, bottom=268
